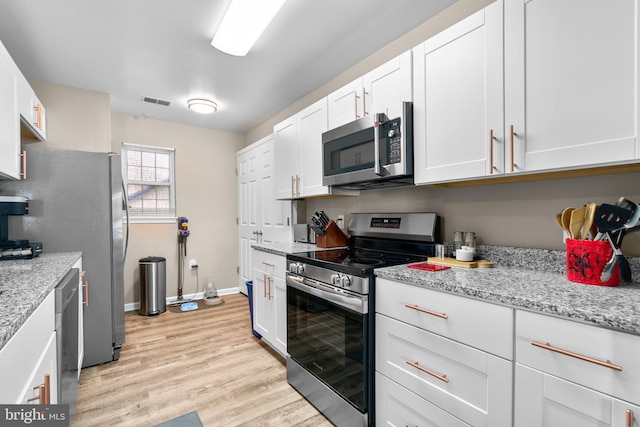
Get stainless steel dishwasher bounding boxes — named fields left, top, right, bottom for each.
left=55, top=268, right=79, bottom=419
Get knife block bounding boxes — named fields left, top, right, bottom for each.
left=316, top=221, right=348, bottom=248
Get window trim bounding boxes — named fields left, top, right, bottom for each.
left=121, top=142, right=177, bottom=224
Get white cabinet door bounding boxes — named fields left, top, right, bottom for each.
left=515, top=364, right=640, bottom=427
left=363, top=50, right=412, bottom=120
left=20, top=332, right=57, bottom=405
left=413, top=2, right=504, bottom=184
left=504, top=0, right=639, bottom=172
left=73, top=258, right=84, bottom=377
left=327, top=78, right=364, bottom=130
left=237, top=144, right=261, bottom=293
left=299, top=98, right=329, bottom=198
left=0, top=46, right=20, bottom=180
left=272, top=275, right=287, bottom=356
left=274, top=116, right=299, bottom=199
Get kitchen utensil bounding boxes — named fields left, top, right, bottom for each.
left=569, top=206, right=586, bottom=240
left=319, top=211, right=330, bottom=226
left=560, top=207, right=574, bottom=237
left=581, top=203, right=597, bottom=239
left=593, top=204, right=634, bottom=282
left=617, top=197, right=640, bottom=229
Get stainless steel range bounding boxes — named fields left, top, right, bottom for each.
left=286, top=212, right=440, bottom=426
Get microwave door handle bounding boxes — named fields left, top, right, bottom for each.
left=374, top=112, right=388, bottom=176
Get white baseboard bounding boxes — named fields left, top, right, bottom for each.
left=124, top=286, right=241, bottom=312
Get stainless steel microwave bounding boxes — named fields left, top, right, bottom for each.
left=322, top=102, right=413, bottom=190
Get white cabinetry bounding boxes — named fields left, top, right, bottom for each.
left=251, top=249, right=287, bottom=356
left=0, top=291, right=57, bottom=404
left=504, top=0, right=639, bottom=172
left=327, top=50, right=412, bottom=130
left=274, top=98, right=330, bottom=199
left=0, top=40, right=46, bottom=180
left=413, top=1, right=504, bottom=184
left=375, top=278, right=513, bottom=426
left=514, top=310, right=640, bottom=426
left=237, top=135, right=290, bottom=294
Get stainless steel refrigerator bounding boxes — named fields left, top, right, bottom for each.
left=0, top=146, right=126, bottom=367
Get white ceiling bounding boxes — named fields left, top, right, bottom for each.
left=0, top=0, right=457, bottom=133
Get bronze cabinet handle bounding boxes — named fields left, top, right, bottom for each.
left=406, top=360, right=449, bottom=383
left=405, top=304, right=448, bottom=319
left=531, top=341, right=622, bottom=371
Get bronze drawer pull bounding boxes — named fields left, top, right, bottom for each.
left=406, top=360, right=449, bottom=383
left=489, top=129, right=494, bottom=174
left=404, top=304, right=447, bottom=319
left=531, top=341, right=622, bottom=371
left=627, top=410, right=634, bottom=427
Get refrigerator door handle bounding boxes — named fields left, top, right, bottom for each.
left=122, top=178, right=130, bottom=263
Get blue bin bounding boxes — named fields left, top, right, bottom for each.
left=246, top=281, right=262, bottom=338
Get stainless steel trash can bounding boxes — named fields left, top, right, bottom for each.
left=139, top=256, right=166, bottom=315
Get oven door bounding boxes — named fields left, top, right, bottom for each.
left=286, top=273, right=369, bottom=413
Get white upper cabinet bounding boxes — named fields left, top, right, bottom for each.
left=504, top=0, right=639, bottom=172
left=0, top=45, right=20, bottom=180
left=327, top=50, right=412, bottom=130
left=413, top=2, right=504, bottom=184
left=274, top=98, right=330, bottom=199
left=0, top=39, right=46, bottom=180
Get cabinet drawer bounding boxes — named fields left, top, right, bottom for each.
left=0, top=291, right=55, bottom=403
left=376, top=314, right=512, bottom=427
left=251, top=250, right=285, bottom=278
left=516, top=310, right=640, bottom=405
left=376, top=372, right=471, bottom=427
left=376, top=278, right=513, bottom=359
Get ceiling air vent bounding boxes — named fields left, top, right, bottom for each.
left=142, top=96, right=171, bottom=107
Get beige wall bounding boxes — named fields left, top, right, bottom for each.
left=29, top=81, right=111, bottom=152
left=111, top=113, right=245, bottom=304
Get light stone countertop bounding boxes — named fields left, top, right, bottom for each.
left=0, top=252, right=82, bottom=351
left=376, top=246, right=640, bottom=336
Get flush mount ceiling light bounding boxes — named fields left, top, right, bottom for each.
left=187, top=98, right=218, bottom=114
left=211, top=0, right=287, bottom=56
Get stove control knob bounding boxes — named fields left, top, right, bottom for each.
left=295, top=263, right=305, bottom=275
left=340, top=276, right=351, bottom=287
left=331, top=274, right=341, bottom=285
left=288, top=263, right=297, bottom=273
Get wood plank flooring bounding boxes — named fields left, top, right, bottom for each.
left=73, top=293, right=332, bottom=427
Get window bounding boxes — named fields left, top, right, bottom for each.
left=121, top=143, right=176, bottom=223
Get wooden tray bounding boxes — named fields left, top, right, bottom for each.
left=427, top=257, right=494, bottom=268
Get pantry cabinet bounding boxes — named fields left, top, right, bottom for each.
left=237, top=135, right=290, bottom=294
left=251, top=249, right=287, bottom=356
left=413, top=1, right=504, bottom=184
left=274, top=98, right=330, bottom=199
left=514, top=310, right=640, bottom=425
left=327, top=50, right=412, bottom=130
left=0, top=291, right=57, bottom=404
left=375, top=278, right=513, bottom=426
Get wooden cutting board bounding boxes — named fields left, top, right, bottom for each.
left=427, top=257, right=494, bottom=268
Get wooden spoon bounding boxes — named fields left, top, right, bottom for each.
left=560, top=207, right=574, bottom=236
left=570, top=206, right=586, bottom=240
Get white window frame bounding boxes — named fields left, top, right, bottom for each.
left=121, top=142, right=177, bottom=224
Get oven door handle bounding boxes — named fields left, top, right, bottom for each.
left=286, top=275, right=366, bottom=314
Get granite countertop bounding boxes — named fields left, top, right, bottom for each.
left=0, top=252, right=82, bottom=351
left=376, top=246, right=640, bottom=336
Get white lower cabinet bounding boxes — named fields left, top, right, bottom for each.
left=515, top=310, right=640, bottom=425
left=515, top=364, right=640, bottom=427
left=375, top=278, right=513, bottom=426
left=251, top=249, right=287, bottom=356
left=0, top=291, right=57, bottom=404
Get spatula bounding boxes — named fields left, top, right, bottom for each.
left=560, top=207, right=574, bottom=236
left=594, top=204, right=634, bottom=282
left=580, top=203, right=597, bottom=239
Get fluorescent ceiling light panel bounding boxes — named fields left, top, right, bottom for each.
left=211, top=0, right=286, bottom=56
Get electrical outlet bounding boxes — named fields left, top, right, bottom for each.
left=337, top=214, right=345, bottom=229
left=189, top=259, right=197, bottom=269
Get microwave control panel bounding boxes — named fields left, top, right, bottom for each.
left=384, top=118, right=402, bottom=164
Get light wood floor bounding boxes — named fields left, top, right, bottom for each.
left=73, top=293, right=332, bottom=427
